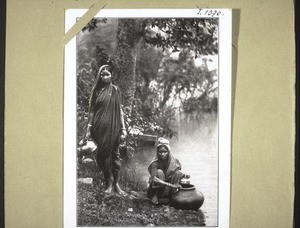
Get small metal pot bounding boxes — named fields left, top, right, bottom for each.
left=78, top=140, right=97, bottom=156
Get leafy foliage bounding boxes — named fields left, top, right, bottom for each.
left=77, top=17, right=218, bottom=152
left=85, top=18, right=218, bottom=56
left=82, top=18, right=107, bottom=32
left=76, top=18, right=218, bottom=226
left=83, top=18, right=218, bottom=111
left=143, top=18, right=218, bottom=56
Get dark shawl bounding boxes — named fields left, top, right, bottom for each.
left=148, top=145, right=182, bottom=181
left=88, top=65, right=122, bottom=159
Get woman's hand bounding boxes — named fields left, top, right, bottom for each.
left=85, top=131, right=91, bottom=140
left=182, top=174, right=190, bottom=179
left=120, top=129, right=127, bottom=142
left=170, top=184, right=181, bottom=189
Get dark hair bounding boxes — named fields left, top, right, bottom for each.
left=98, top=65, right=112, bottom=75
left=157, top=145, right=169, bottom=152
left=101, top=65, right=111, bottom=73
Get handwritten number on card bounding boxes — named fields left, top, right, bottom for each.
left=196, top=8, right=222, bottom=17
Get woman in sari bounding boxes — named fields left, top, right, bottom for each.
left=85, top=65, right=127, bottom=195
left=147, top=138, right=190, bottom=204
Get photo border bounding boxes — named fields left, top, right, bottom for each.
left=64, top=9, right=231, bottom=228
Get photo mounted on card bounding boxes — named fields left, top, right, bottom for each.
left=64, top=9, right=232, bottom=228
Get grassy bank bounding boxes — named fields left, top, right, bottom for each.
left=77, top=153, right=206, bottom=226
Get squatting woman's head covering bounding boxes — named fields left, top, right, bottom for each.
left=156, top=137, right=171, bottom=153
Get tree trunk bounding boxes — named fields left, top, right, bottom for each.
left=114, top=19, right=144, bottom=114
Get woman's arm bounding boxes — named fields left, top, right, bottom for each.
left=151, top=176, right=181, bottom=189
left=85, top=108, right=94, bottom=140
left=119, top=107, right=127, bottom=141
left=120, top=108, right=126, bottom=130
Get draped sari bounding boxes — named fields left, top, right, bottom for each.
left=88, top=66, right=122, bottom=172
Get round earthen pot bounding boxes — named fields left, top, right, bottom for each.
left=171, top=183, right=204, bottom=210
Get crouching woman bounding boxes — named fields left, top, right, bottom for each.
left=147, top=138, right=190, bottom=205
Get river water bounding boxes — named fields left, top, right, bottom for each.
left=170, top=123, right=218, bottom=227
left=131, top=117, right=218, bottom=227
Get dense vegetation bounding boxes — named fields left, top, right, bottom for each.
left=77, top=18, right=218, bottom=145
left=76, top=18, right=218, bottom=226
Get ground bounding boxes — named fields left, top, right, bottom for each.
left=77, top=149, right=206, bottom=227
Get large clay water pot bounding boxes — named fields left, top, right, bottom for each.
left=171, top=183, right=204, bottom=210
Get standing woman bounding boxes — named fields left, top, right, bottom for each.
left=85, top=65, right=127, bottom=195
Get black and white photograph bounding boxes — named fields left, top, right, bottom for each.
left=64, top=9, right=231, bottom=228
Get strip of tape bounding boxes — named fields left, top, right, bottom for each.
left=63, top=0, right=109, bottom=45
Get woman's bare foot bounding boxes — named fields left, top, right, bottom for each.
left=114, top=183, right=126, bottom=196
left=104, top=179, right=113, bottom=194
left=104, top=185, right=113, bottom=194
left=151, top=194, right=159, bottom=205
